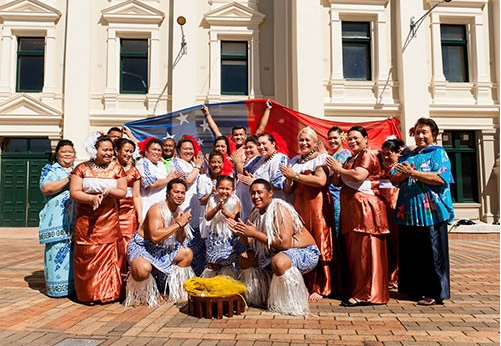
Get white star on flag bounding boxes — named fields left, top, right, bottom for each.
left=200, top=120, right=210, bottom=132
left=177, top=112, right=189, bottom=124
left=197, top=138, right=204, bottom=147
left=163, top=131, right=176, bottom=139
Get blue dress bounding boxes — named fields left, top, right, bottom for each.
left=391, top=145, right=454, bottom=301
left=328, top=149, right=352, bottom=235
left=39, top=162, right=76, bottom=297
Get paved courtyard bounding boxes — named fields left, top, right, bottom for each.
left=0, top=229, right=498, bottom=346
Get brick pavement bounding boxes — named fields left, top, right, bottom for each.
left=0, top=229, right=498, bottom=346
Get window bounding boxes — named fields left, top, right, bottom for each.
left=221, top=41, right=248, bottom=95
left=120, top=39, right=148, bottom=94
left=16, top=37, right=44, bottom=92
left=441, top=25, right=469, bottom=82
left=342, top=22, right=371, bottom=81
left=442, top=131, right=478, bottom=203
left=2, top=138, right=51, bottom=153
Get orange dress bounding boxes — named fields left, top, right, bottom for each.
left=290, top=154, right=337, bottom=297
left=378, top=165, right=399, bottom=287
left=72, top=161, right=125, bottom=303
left=339, top=149, right=389, bottom=304
left=119, top=165, right=141, bottom=249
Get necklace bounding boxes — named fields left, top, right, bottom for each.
left=89, top=159, right=111, bottom=172
left=264, top=151, right=276, bottom=162
left=298, top=149, right=317, bottom=164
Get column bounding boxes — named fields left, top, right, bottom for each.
left=291, top=0, right=324, bottom=116
left=395, top=0, right=430, bottom=143
left=0, top=27, right=12, bottom=95
left=63, top=0, right=91, bottom=157
left=329, top=8, right=344, bottom=103
left=42, top=28, right=56, bottom=104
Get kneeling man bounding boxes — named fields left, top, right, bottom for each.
left=125, top=178, right=195, bottom=307
left=227, top=178, right=320, bottom=315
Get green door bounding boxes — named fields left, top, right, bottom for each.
left=0, top=155, right=49, bottom=227
left=0, top=137, right=52, bottom=227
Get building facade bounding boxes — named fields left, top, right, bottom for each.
left=0, top=0, right=498, bottom=226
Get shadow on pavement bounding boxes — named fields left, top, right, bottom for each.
left=24, top=270, right=45, bottom=293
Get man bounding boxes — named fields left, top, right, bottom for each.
left=107, top=127, right=123, bottom=143
left=161, top=137, right=176, bottom=173
left=200, top=99, right=272, bottom=150
left=125, top=179, right=195, bottom=307
left=227, top=179, right=320, bottom=315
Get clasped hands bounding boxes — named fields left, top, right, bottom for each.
left=394, top=162, right=415, bottom=176
left=175, top=209, right=192, bottom=228
left=227, top=218, right=257, bottom=238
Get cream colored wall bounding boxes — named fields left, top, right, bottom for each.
left=0, top=0, right=498, bottom=220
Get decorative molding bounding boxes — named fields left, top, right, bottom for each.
left=0, top=0, right=61, bottom=22
left=204, top=1, right=265, bottom=27
left=101, top=0, right=164, bottom=24
left=426, top=0, right=487, bottom=8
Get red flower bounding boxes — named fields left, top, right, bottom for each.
left=138, top=136, right=157, bottom=156
left=180, top=134, right=202, bottom=157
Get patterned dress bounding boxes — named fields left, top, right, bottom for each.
left=205, top=194, right=244, bottom=266
left=172, top=158, right=205, bottom=275
left=391, top=145, right=454, bottom=301
left=39, top=162, right=76, bottom=297
left=136, top=157, right=168, bottom=218
left=253, top=153, right=290, bottom=202
left=235, top=155, right=261, bottom=222
left=328, top=149, right=352, bottom=235
left=72, top=161, right=125, bottom=303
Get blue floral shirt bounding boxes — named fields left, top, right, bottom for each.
left=38, top=162, right=76, bottom=244
left=391, top=146, right=454, bottom=226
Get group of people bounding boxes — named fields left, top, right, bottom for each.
left=38, top=100, right=454, bottom=315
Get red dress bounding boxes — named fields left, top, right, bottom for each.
left=339, top=149, right=389, bottom=304
left=119, top=165, right=141, bottom=249
left=72, top=161, right=125, bottom=303
left=291, top=154, right=337, bottom=297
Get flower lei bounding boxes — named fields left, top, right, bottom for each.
left=138, top=136, right=157, bottom=156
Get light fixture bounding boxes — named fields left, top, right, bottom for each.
left=177, top=16, right=187, bottom=55
left=409, top=0, right=453, bottom=38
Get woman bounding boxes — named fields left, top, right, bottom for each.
left=379, top=138, right=404, bottom=289
left=114, top=138, right=142, bottom=256
left=233, top=135, right=261, bottom=221
left=280, top=126, right=335, bottom=301
left=172, top=135, right=205, bottom=275
left=391, top=118, right=454, bottom=306
left=70, top=134, right=127, bottom=304
left=327, top=126, right=389, bottom=306
left=327, top=126, right=352, bottom=236
left=238, top=133, right=289, bottom=202
left=136, top=138, right=183, bottom=218
left=213, top=135, right=234, bottom=176
left=38, top=139, right=77, bottom=297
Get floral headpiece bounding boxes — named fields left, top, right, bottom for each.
left=180, top=134, right=202, bottom=157
left=226, top=134, right=237, bottom=154
left=138, top=136, right=157, bottom=156
left=84, top=131, right=104, bottom=159
left=339, top=131, right=347, bottom=141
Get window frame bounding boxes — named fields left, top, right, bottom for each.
left=119, top=38, right=149, bottom=95
left=341, top=21, right=372, bottom=81
left=16, top=36, right=45, bottom=93
left=442, top=130, right=478, bottom=203
left=220, top=40, right=249, bottom=96
left=440, top=24, right=469, bottom=83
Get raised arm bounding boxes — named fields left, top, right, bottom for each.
left=201, top=105, right=223, bottom=138
left=255, top=99, right=272, bottom=135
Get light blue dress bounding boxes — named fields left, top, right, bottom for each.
left=328, top=149, right=352, bottom=235
left=39, top=162, right=76, bottom=297
left=392, top=145, right=454, bottom=226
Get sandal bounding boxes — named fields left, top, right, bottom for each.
left=341, top=298, right=367, bottom=307
left=417, top=297, right=436, bottom=306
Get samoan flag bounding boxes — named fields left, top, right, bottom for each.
left=124, top=99, right=402, bottom=156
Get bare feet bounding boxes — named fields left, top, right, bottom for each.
left=308, top=292, right=323, bottom=302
